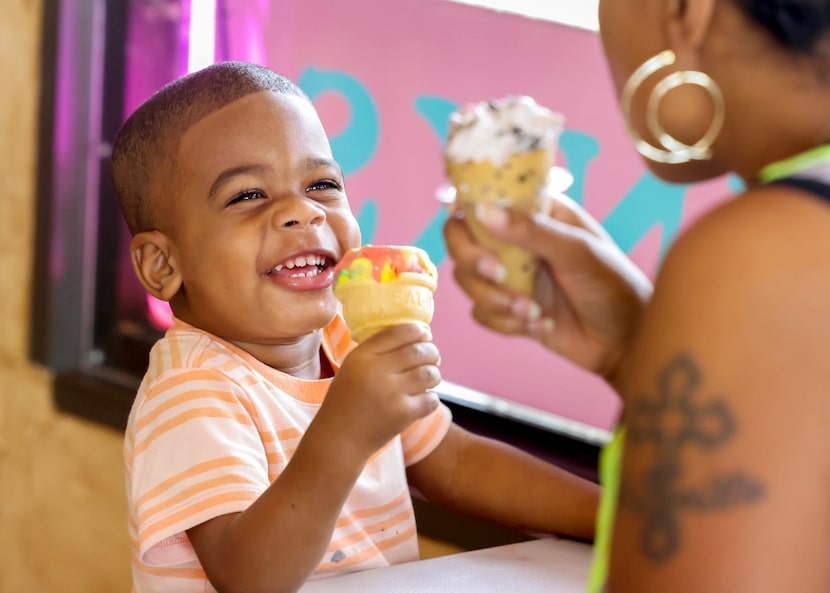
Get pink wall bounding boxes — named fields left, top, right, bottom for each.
left=221, top=0, right=735, bottom=430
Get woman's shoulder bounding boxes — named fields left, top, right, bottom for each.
left=608, top=181, right=830, bottom=593
left=660, top=182, right=830, bottom=298
left=635, top=181, right=830, bottom=395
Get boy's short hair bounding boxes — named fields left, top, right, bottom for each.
left=111, top=61, right=308, bottom=235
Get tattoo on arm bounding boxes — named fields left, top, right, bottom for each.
left=620, top=354, right=765, bottom=563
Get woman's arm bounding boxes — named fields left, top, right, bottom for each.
left=608, top=186, right=830, bottom=592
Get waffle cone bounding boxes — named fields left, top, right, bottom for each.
left=446, top=148, right=553, bottom=295
left=334, top=273, right=436, bottom=343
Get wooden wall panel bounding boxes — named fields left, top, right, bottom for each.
left=0, top=2, right=132, bottom=591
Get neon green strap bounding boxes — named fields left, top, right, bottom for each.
left=586, top=425, right=626, bottom=593
left=759, top=144, right=830, bottom=184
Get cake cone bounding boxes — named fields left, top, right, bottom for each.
left=335, top=273, right=436, bottom=343
left=446, top=147, right=553, bottom=294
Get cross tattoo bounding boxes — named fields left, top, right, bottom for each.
left=622, top=354, right=765, bottom=563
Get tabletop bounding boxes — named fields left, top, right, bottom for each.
left=298, top=537, right=594, bottom=593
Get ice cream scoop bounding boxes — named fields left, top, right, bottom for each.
left=334, top=245, right=438, bottom=343
left=444, top=96, right=565, bottom=295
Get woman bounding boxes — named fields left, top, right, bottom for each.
left=444, top=1, right=830, bottom=591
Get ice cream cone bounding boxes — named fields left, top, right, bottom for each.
left=335, top=274, right=436, bottom=343
left=333, top=245, right=438, bottom=343
left=444, top=96, right=564, bottom=295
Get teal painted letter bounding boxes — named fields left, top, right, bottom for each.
left=298, top=67, right=379, bottom=176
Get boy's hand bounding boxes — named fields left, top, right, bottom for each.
left=317, top=323, right=441, bottom=461
left=187, top=323, right=440, bottom=593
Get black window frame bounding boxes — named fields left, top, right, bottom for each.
left=32, top=0, right=146, bottom=430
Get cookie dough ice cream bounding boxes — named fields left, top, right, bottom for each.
left=444, top=96, right=564, bottom=294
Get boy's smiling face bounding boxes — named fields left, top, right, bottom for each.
left=141, top=90, right=361, bottom=355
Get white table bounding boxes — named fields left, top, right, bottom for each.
left=299, top=537, right=593, bottom=593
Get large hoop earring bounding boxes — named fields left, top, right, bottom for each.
left=621, top=49, right=725, bottom=165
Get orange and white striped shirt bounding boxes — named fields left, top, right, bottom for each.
left=123, top=314, right=452, bottom=593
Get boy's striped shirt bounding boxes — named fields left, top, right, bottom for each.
left=124, top=314, right=452, bottom=593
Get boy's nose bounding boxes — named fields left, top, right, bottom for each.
left=274, top=196, right=326, bottom=229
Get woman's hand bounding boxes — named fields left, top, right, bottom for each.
left=443, top=191, right=652, bottom=385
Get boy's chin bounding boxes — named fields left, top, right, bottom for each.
left=305, top=300, right=341, bottom=330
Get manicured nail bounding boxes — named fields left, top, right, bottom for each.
left=475, top=203, right=508, bottom=230
left=476, top=256, right=507, bottom=284
left=490, top=291, right=514, bottom=309
left=528, top=302, right=542, bottom=321
left=511, top=298, right=541, bottom=321
left=529, top=317, right=555, bottom=334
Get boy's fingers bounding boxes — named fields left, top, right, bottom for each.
left=361, top=322, right=432, bottom=351
left=396, top=342, right=441, bottom=373
left=406, top=389, right=441, bottom=420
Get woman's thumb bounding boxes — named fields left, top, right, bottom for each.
left=474, top=203, right=587, bottom=261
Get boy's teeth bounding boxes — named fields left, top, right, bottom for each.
left=289, top=267, right=320, bottom=278
left=272, top=255, right=325, bottom=274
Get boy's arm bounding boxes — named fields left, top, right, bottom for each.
left=406, top=422, right=600, bottom=542
left=187, top=323, right=441, bottom=593
left=187, top=417, right=367, bottom=593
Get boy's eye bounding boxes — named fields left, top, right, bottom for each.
left=227, top=189, right=265, bottom=206
left=306, top=179, right=342, bottom=192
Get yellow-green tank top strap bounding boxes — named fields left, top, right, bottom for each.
left=586, top=424, right=626, bottom=593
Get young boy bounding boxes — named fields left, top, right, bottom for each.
left=112, top=61, right=599, bottom=593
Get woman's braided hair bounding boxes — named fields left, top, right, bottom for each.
left=740, top=0, right=830, bottom=52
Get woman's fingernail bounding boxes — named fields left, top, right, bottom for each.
left=511, top=298, right=541, bottom=320
left=476, top=257, right=507, bottom=284
left=475, top=203, right=508, bottom=230
left=528, top=317, right=555, bottom=334
left=491, top=291, right=513, bottom=309
left=528, top=302, right=542, bottom=321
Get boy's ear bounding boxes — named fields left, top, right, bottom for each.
left=129, top=231, right=182, bottom=302
left=665, top=0, right=717, bottom=54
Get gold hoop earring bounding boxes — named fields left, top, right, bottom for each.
left=621, top=49, right=725, bottom=165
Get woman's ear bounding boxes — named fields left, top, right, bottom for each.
left=665, top=0, right=717, bottom=54
left=129, top=231, right=182, bottom=302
